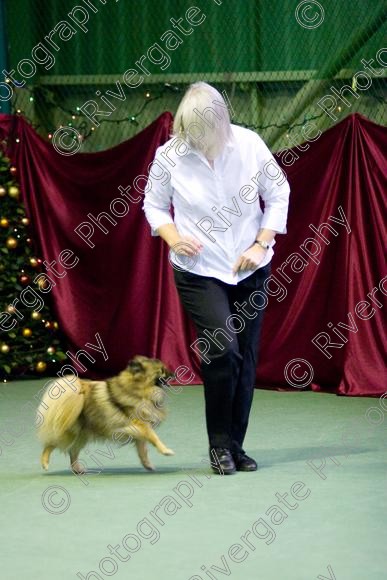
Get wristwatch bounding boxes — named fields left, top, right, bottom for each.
left=254, top=240, right=270, bottom=250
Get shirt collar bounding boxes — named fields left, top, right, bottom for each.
left=188, top=133, right=235, bottom=159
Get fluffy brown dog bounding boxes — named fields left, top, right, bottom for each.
left=36, top=355, right=175, bottom=474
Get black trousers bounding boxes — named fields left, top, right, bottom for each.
left=173, top=262, right=271, bottom=455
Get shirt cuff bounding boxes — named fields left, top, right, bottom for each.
left=149, top=217, right=175, bottom=237
left=260, top=212, right=288, bottom=234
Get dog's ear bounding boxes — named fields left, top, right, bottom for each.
left=128, top=359, right=144, bottom=374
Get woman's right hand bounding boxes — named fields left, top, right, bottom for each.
left=172, top=234, right=203, bottom=257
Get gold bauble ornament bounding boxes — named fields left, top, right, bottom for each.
left=7, top=305, right=16, bottom=314
left=47, top=346, right=56, bottom=355
left=22, top=328, right=32, bottom=337
left=0, top=217, right=9, bottom=228
left=31, top=311, right=41, bottom=320
left=8, top=185, right=20, bottom=199
left=37, top=277, right=49, bottom=290
left=6, top=236, right=18, bottom=249
left=29, top=257, right=38, bottom=267
left=53, top=321, right=59, bottom=330
left=10, top=166, right=17, bottom=175
left=21, top=217, right=30, bottom=226
left=0, top=186, right=6, bottom=197
left=35, top=361, right=47, bottom=373
left=1, top=344, right=10, bottom=354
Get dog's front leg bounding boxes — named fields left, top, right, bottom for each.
left=125, top=422, right=175, bottom=456
left=135, top=440, right=155, bottom=471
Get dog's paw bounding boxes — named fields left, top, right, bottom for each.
left=143, top=462, right=156, bottom=471
left=163, top=448, right=175, bottom=456
left=71, top=461, right=86, bottom=475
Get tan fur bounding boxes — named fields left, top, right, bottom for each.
left=36, top=355, right=174, bottom=474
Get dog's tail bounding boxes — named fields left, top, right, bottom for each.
left=36, top=375, right=85, bottom=447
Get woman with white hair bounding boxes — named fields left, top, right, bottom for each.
left=143, top=82, right=290, bottom=475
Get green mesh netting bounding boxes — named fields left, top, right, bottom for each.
left=1, top=0, right=386, bottom=153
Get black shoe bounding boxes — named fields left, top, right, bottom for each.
left=209, top=447, right=236, bottom=475
left=232, top=452, right=258, bottom=472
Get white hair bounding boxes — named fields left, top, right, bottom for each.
left=172, top=82, right=232, bottom=160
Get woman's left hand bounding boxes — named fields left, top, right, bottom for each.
left=232, top=244, right=267, bottom=275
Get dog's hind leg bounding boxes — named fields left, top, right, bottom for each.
left=41, top=445, right=55, bottom=470
left=135, top=440, right=155, bottom=471
left=69, top=446, right=86, bottom=475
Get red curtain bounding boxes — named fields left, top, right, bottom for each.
left=0, top=112, right=385, bottom=396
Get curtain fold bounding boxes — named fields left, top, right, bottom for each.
left=0, top=112, right=385, bottom=395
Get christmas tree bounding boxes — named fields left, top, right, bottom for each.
left=0, top=149, right=68, bottom=382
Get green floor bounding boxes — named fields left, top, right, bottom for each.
left=0, top=380, right=386, bottom=580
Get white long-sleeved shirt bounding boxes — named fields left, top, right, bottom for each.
left=142, top=123, right=290, bottom=285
